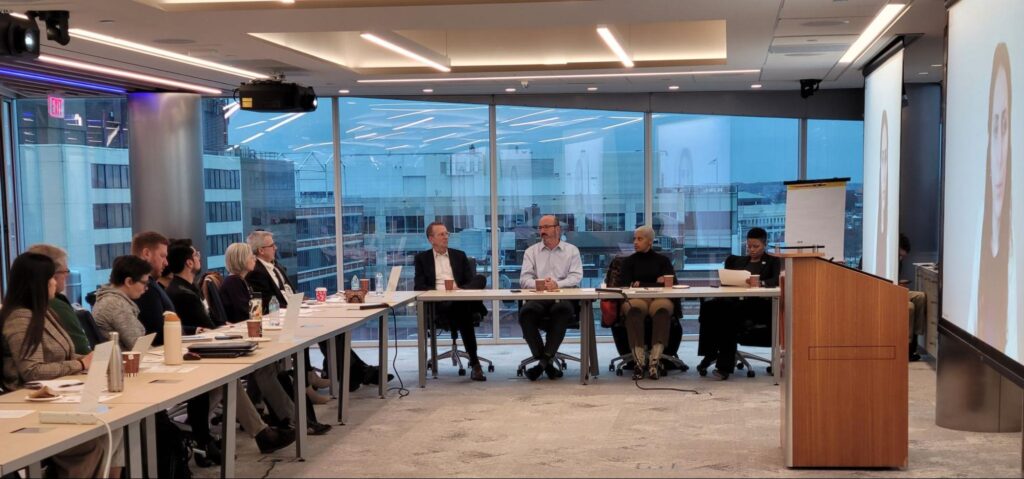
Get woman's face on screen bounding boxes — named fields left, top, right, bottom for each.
left=990, top=67, right=1010, bottom=214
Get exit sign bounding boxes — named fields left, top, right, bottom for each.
left=47, top=96, right=64, bottom=119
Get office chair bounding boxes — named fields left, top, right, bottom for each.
left=202, top=275, right=229, bottom=328
left=734, top=297, right=773, bottom=378
left=514, top=299, right=582, bottom=377
left=74, top=309, right=106, bottom=349
left=426, top=258, right=494, bottom=376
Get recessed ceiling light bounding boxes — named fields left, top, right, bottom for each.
left=587, top=87, right=598, bottom=91
left=668, top=85, right=679, bottom=90
left=422, top=88, right=434, bottom=93
left=918, top=71, right=928, bottom=75
left=596, top=25, right=634, bottom=68
left=751, top=84, right=763, bottom=89
left=931, top=64, right=943, bottom=67
left=338, top=89, right=350, bottom=94
left=505, top=88, right=516, bottom=92
left=358, top=68, right=760, bottom=84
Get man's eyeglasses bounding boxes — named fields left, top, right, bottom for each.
left=55, top=269, right=70, bottom=276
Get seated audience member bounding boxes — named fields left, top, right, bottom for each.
left=245, top=232, right=390, bottom=391
left=604, top=258, right=685, bottom=371
left=93, top=255, right=152, bottom=350
left=165, top=239, right=219, bottom=332
left=899, top=234, right=926, bottom=362
left=0, top=252, right=117, bottom=478
left=414, top=222, right=489, bottom=381
left=519, top=215, right=583, bottom=381
left=131, top=231, right=174, bottom=345
left=618, top=225, right=677, bottom=380
left=217, top=242, right=332, bottom=435
left=697, top=227, right=780, bottom=380
left=26, top=244, right=90, bottom=355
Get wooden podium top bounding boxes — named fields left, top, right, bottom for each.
left=773, top=252, right=825, bottom=258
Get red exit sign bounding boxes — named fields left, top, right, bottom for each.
left=47, top=96, right=64, bottom=119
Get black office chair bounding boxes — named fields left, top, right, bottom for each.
left=75, top=309, right=106, bottom=349
left=203, top=276, right=229, bottom=328
left=734, top=297, right=773, bottom=378
left=427, top=258, right=494, bottom=376
left=514, top=299, right=581, bottom=377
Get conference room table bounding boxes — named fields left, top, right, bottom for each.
left=415, top=286, right=781, bottom=387
left=0, top=290, right=420, bottom=479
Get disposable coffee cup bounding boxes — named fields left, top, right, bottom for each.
left=444, top=279, right=455, bottom=291
left=749, top=274, right=760, bottom=288
left=122, top=352, right=140, bottom=376
left=315, top=287, right=327, bottom=302
left=534, top=279, right=547, bottom=292
left=662, top=275, right=674, bottom=287
left=360, top=278, right=370, bottom=292
left=246, top=319, right=263, bottom=338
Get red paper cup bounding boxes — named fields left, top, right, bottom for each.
left=315, top=287, right=327, bottom=302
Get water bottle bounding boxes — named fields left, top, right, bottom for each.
left=268, top=296, right=281, bottom=327
left=163, top=312, right=183, bottom=366
left=107, top=332, right=124, bottom=393
left=375, top=272, right=384, bottom=296
left=350, top=275, right=359, bottom=291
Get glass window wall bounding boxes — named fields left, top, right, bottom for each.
left=807, top=119, right=865, bottom=266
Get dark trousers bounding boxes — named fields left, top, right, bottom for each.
left=519, top=300, right=573, bottom=362
left=698, top=298, right=771, bottom=374
left=320, top=338, right=372, bottom=391
left=435, top=301, right=480, bottom=364
left=187, top=394, right=214, bottom=444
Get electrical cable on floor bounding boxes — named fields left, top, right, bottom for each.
left=633, top=379, right=704, bottom=395
left=385, top=306, right=410, bottom=398
left=259, top=458, right=280, bottom=479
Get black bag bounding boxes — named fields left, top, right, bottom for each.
left=155, top=411, right=193, bottom=479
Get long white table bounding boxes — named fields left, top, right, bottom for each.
left=415, top=286, right=781, bottom=387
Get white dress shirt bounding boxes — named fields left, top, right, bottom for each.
left=519, top=240, right=583, bottom=289
left=433, top=249, right=455, bottom=291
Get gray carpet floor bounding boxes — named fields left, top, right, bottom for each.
left=194, top=342, right=1023, bottom=478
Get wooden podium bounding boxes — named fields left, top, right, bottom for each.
left=778, top=254, right=908, bottom=468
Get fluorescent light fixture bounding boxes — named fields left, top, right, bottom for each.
left=38, top=55, right=223, bottom=95
left=393, top=117, right=434, bottom=131
left=838, top=3, right=908, bottom=64
left=235, top=120, right=267, bottom=130
left=69, top=28, right=268, bottom=79
left=501, top=109, right=554, bottom=124
left=445, top=139, right=484, bottom=150
left=539, top=131, right=593, bottom=143
left=596, top=25, right=634, bottom=68
left=265, top=113, right=305, bottom=132
left=360, top=31, right=451, bottom=73
left=222, top=101, right=239, bottom=111
left=424, top=132, right=458, bottom=143
left=602, top=117, right=643, bottom=130
left=587, top=87, right=598, bottom=92
left=510, top=117, right=559, bottom=127
left=240, top=132, right=264, bottom=144
left=338, top=89, right=350, bottom=94
left=751, top=83, right=763, bottom=89
left=385, top=144, right=410, bottom=151
left=668, top=85, right=679, bottom=90
left=0, top=67, right=125, bottom=94
left=223, top=103, right=240, bottom=119
left=387, top=109, right=434, bottom=120
left=422, top=88, right=434, bottom=93
left=346, top=125, right=366, bottom=134
left=505, top=88, right=516, bottom=92
left=359, top=69, right=760, bottom=84
left=354, top=132, right=378, bottom=139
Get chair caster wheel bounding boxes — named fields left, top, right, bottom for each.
left=487, top=365, right=495, bottom=373
left=736, top=362, right=745, bottom=370
left=609, top=365, right=615, bottom=372
left=697, top=366, right=708, bottom=377
left=616, top=369, right=623, bottom=376
left=747, top=370, right=756, bottom=378
left=458, top=368, right=466, bottom=376
left=561, top=363, right=568, bottom=371
left=516, top=369, right=523, bottom=377
left=766, top=366, right=773, bottom=376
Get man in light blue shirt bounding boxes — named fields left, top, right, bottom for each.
left=519, top=215, right=583, bottom=381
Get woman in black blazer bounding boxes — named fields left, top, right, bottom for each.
left=696, top=227, right=780, bottom=380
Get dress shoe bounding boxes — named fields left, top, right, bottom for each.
left=306, top=386, right=331, bottom=405
left=470, top=364, right=487, bottom=381
left=632, top=365, right=645, bottom=380
left=307, top=420, right=332, bottom=436
left=696, top=357, right=715, bottom=376
left=524, top=364, right=544, bottom=381
left=648, top=362, right=660, bottom=380
left=255, top=426, right=295, bottom=454
left=711, top=369, right=729, bottom=381
left=307, top=371, right=331, bottom=389
left=362, top=366, right=395, bottom=385
left=544, top=362, right=563, bottom=380
left=194, top=440, right=222, bottom=468
left=909, top=351, right=922, bottom=362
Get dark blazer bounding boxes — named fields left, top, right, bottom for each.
left=166, top=275, right=216, bottom=334
left=133, top=278, right=174, bottom=346
left=413, top=248, right=487, bottom=317
left=248, top=260, right=295, bottom=312
left=219, top=274, right=255, bottom=324
left=724, top=254, right=781, bottom=287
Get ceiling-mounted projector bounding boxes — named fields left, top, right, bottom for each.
left=237, top=79, right=317, bottom=112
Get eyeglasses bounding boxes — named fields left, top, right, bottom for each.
left=55, top=269, right=71, bottom=275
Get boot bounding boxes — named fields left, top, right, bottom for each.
left=648, top=343, right=664, bottom=380
left=632, top=346, right=646, bottom=380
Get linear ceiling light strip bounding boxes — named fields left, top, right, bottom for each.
left=358, top=69, right=760, bottom=83
left=38, top=54, right=223, bottom=94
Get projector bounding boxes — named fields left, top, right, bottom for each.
left=237, top=80, right=317, bottom=112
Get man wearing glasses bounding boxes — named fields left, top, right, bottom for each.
left=519, top=215, right=583, bottom=381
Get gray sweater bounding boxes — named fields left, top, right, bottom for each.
left=92, top=285, right=145, bottom=350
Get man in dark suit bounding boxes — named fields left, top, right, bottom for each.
left=414, top=222, right=488, bottom=381
left=246, top=230, right=391, bottom=392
